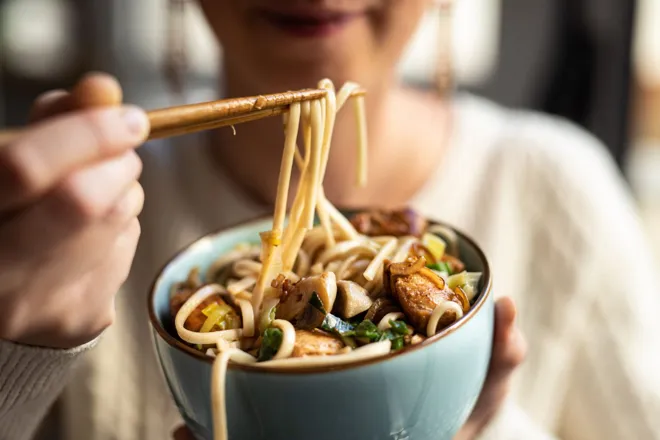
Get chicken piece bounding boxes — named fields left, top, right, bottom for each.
left=276, top=273, right=337, bottom=326
left=291, top=329, right=345, bottom=358
left=350, top=208, right=427, bottom=238
left=384, top=260, right=463, bottom=333
left=170, top=286, right=193, bottom=316
left=170, top=289, right=239, bottom=332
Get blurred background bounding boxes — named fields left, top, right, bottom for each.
left=0, top=0, right=658, bottom=262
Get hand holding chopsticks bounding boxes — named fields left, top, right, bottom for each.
left=0, top=73, right=367, bottom=351
left=0, top=87, right=366, bottom=145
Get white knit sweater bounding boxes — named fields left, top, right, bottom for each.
left=2, top=95, right=659, bottom=440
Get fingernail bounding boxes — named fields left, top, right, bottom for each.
left=122, top=106, right=149, bottom=139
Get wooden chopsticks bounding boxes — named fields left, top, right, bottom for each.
left=0, top=87, right=366, bottom=145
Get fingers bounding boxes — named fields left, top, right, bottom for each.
left=0, top=152, right=143, bottom=257
left=492, top=297, right=527, bottom=372
left=54, top=151, right=143, bottom=224
left=460, top=297, right=526, bottom=438
left=29, top=90, right=73, bottom=122
left=93, top=218, right=142, bottom=298
left=29, top=73, right=123, bottom=123
left=106, top=182, right=145, bottom=225
left=0, top=106, right=149, bottom=211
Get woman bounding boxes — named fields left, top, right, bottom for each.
left=0, top=1, right=658, bottom=439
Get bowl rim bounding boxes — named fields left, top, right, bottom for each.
left=148, top=215, right=493, bottom=375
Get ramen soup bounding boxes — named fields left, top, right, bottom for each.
left=166, top=80, right=482, bottom=440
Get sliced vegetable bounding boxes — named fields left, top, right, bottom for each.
left=296, top=292, right=328, bottom=329
left=389, top=320, right=412, bottom=336
left=258, top=328, right=283, bottom=362
left=453, top=286, right=471, bottom=313
left=387, top=256, right=426, bottom=277
left=314, top=310, right=359, bottom=348
left=390, top=337, right=405, bottom=351
left=466, top=272, right=482, bottom=285
left=258, top=298, right=279, bottom=333
left=427, top=262, right=452, bottom=275
left=447, top=271, right=467, bottom=290
left=309, top=291, right=327, bottom=314
left=464, top=272, right=483, bottom=302
left=354, top=320, right=381, bottom=342
left=427, top=224, right=459, bottom=256
left=441, top=254, right=466, bottom=274
left=462, top=284, right=476, bottom=303
left=422, top=232, right=447, bottom=261
left=364, top=298, right=402, bottom=323
left=341, top=335, right=358, bottom=349
left=321, top=313, right=355, bottom=335
left=199, top=301, right=238, bottom=333
left=419, top=267, right=446, bottom=290
left=446, top=271, right=482, bottom=303
left=378, top=328, right=406, bottom=351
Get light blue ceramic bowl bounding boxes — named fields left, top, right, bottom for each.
left=149, top=217, right=494, bottom=440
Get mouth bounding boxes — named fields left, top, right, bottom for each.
left=257, top=9, right=364, bottom=38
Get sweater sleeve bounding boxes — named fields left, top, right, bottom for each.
left=555, top=164, right=660, bottom=439
left=0, top=338, right=97, bottom=440
left=519, top=119, right=660, bottom=439
left=474, top=113, right=660, bottom=439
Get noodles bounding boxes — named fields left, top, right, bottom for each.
left=168, top=79, right=480, bottom=440
left=426, top=301, right=464, bottom=337
left=251, top=101, right=301, bottom=312
left=377, top=312, right=406, bottom=331
left=271, top=319, right=296, bottom=360
left=354, top=95, right=368, bottom=187
left=363, top=237, right=397, bottom=281
left=211, top=351, right=232, bottom=440
left=236, top=299, right=255, bottom=338
left=257, top=340, right=392, bottom=368
left=175, top=284, right=242, bottom=345
left=227, top=276, right=256, bottom=296
left=316, top=240, right=377, bottom=266
left=205, top=246, right=260, bottom=283
left=232, top=260, right=261, bottom=278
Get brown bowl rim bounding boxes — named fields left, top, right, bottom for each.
left=148, top=215, right=493, bottom=375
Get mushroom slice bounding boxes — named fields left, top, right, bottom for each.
left=276, top=272, right=338, bottom=327
left=334, top=281, right=373, bottom=319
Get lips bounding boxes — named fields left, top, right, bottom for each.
left=258, top=9, right=363, bottom=38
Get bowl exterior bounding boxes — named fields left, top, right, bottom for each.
left=150, top=219, right=494, bottom=440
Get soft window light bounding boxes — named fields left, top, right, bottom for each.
left=1, top=0, right=76, bottom=79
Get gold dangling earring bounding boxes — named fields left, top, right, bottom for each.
left=165, top=0, right=188, bottom=101
left=434, top=0, right=455, bottom=97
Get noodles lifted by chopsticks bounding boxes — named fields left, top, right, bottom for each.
left=168, top=79, right=481, bottom=440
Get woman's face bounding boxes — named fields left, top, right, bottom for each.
left=199, top=0, right=429, bottom=92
